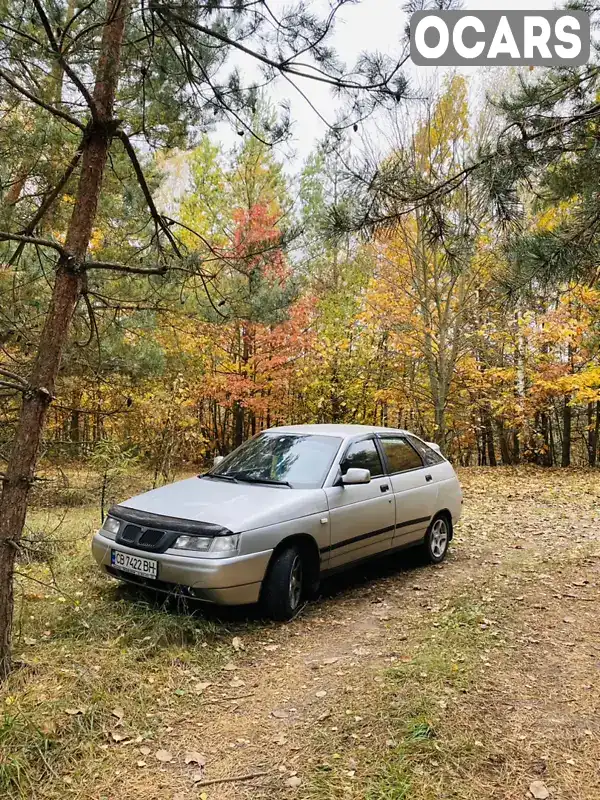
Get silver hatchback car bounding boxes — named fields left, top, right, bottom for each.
left=92, top=425, right=462, bottom=619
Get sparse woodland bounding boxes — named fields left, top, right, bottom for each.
left=1, top=1, right=600, bottom=676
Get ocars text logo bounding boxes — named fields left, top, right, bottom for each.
left=410, top=10, right=590, bottom=67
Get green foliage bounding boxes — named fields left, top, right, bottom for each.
left=479, top=57, right=600, bottom=287
left=90, top=440, right=139, bottom=521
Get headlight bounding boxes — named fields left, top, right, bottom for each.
left=102, top=516, right=120, bottom=536
left=173, top=535, right=212, bottom=552
left=173, top=534, right=240, bottom=556
left=210, top=534, right=240, bottom=554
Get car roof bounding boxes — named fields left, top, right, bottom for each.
left=266, top=424, right=412, bottom=439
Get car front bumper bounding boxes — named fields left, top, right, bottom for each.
left=92, top=532, right=272, bottom=605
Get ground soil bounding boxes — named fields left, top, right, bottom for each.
left=121, top=468, right=600, bottom=800
left=5, top=468, right=600, bottom=800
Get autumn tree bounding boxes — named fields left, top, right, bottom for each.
left=345, top=77, right=493, bottom=446
left=475, top=29, right=600, bottom=465
left=0, top=0, right=407, bottom=677
left=299, top=142, right=377, bottom=424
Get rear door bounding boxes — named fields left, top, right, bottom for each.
left=378, top=435, right=438, bottom=547
left=406, top=434, right=463, bottom=523
left=324, top=437, right=395, bottom=570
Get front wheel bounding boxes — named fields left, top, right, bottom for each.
left=421, top=516, right=450, bottom=564
left=261, top=546, right=305, bottom=621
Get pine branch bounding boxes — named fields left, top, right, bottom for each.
left=0, top=231, right=67, bottom=256
left=0, top=367, right=28, bottom=387
left=31, top=0, right=99, bottom=118
left=0, top=67, right=86, bottom=131
left=59, top=0, right=101, bottom=49
left=20, top=147, right=84, bottom=237
left=8, top=146, right=85, bottom=267
left=0, top=381, right=26, bottom=393
left=156, top=5, right=400, bottom=94
left=84, top=260, right=168, bottom=275
left=115, top=130, right=183, bottom=258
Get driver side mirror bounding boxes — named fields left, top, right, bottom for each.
left=213, top=455, right=225, bottom=467
left=341, top=468, right=371, bottom=486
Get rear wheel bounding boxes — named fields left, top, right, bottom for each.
left=420, top=515, right=450, bottom=564
left=261, top=546, right=305, bottom=621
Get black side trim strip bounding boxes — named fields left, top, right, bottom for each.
left=109, top=505, right=232, bottom=537
left=320, top=516, right=431, bottom=555
left=320, top=524, right=395, bottom=554
left=396, top=515, right=431, bottom=530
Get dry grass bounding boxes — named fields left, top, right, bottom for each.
left=1, top=467, right=599, bottom=800
left=302, top=468, right=600, bottom=800
left=2, top=499, right=229, bottom=799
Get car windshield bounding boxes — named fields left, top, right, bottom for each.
left=208, top=433, right=342, bottom=489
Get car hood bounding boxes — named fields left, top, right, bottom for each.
left=119, top=476, right=328, bottom=532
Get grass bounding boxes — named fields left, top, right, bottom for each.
left=2, top=495, right=231, bottom=799
left=2, top=466, right=600, bottom=799
left=360, top=600, right=496, bottom=800
left=304, top=469, right=600, bottom=800
left=299, top=598, right=497, bottom=800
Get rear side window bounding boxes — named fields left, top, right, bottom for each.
left=407, top=436, right=445, bottom=467
left=380, top=437, right=423, bottom=473
left=340, top=439, right=384, bottom=478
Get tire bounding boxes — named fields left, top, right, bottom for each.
left=261, top=545, right=305, bottom=621
left=420, top=515, right=451, bottom=564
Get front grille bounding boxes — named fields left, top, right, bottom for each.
left=115, top=524, right=178, bottom=553
left=139, top=528, right=164, bottom=547
left=121, top=524, right=141, bottom=544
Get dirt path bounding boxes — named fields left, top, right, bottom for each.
left=48, top=469, right=594, bottom=800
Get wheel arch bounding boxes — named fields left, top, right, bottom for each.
left=262, top=533, right=321, bottom=595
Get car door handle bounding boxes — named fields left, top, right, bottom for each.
left=425, top=474, right=433, bottom=482
left=380, top=484, right=390, bottom=493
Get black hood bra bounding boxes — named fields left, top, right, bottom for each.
left=108, top=505, right=233, bottom=537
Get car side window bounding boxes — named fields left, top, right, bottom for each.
left=380, top=437, right=423, bottom=473
left=406, top=435, right=445, bottom=467
left=340, top=439, right=384, bottom=478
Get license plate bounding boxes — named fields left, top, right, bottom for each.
left=111, top=550, right=158, bottom=579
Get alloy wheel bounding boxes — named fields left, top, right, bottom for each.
left=430, top=518, right=448, bottom=559
left=288, top=555, right=303, bottom=609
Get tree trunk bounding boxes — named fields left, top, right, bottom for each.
left=233, top=401, right=244, bottom=448
left=483, top=406, right=497, bottom=467
left=0, top=0, right=129, bottom=680
left=434, top=402, right=446, bottom=446
left=70, top=409, right=80, bottom=455
left=588, top=401, right=600, bottom=467
left=595, top=402, right=600, bottom=468
left=497, top=420, right=512, bottom=465
left=562, top=397, right=572, bottom=468
left=513, top=430, right=520, bottom=464
left=540, top=411, right=553, bottom=467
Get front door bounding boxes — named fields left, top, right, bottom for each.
left=324, top=437, right=395, bottom=570
left=378, top=436, right=438, bottom=547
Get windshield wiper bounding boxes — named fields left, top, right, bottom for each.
left=200, top=473, right=239, bottom=483
left=230, top=473, right=292, bottom=488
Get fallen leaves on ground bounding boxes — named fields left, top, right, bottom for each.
left=529, top=780, right=550, bottom=799
left=184, top=751, right=206, bottom=766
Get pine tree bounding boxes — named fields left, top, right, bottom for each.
left=475, top=10, right=600, bottom=286
left=0, top=0, right=408, bottom=678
